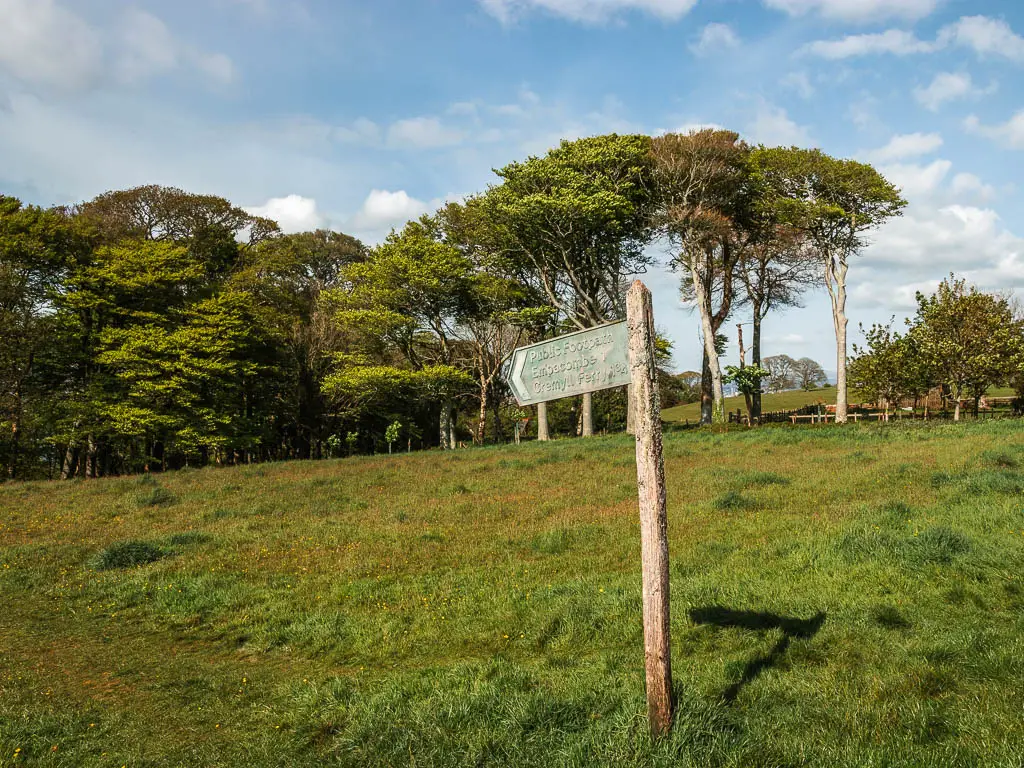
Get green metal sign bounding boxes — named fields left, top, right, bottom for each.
left=507, top=321, right=632, bottom=406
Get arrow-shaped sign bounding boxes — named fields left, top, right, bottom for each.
left=506, top=321, right=632, bottom=406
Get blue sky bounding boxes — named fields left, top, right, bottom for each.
left=1, top=0, right=1022, bottom=374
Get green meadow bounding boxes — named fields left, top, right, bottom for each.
left=661, top=389, right=838, bottom=423
left=2, top=421, right=1024, bottom=767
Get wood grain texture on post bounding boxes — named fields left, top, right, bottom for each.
left=625, top=279, right=674, bottom=737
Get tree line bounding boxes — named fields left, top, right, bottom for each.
left=850, top=276, right=1023, bottom=421
left=0, top=128, right=957, bottom=480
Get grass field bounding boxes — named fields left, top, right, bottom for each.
left=662, top=389, right=835, bottom=423
left=3, top=421, right=1024, bottom=766
left=661, top=386, right=1019, bottom=423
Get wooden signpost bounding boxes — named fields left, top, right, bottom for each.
left=507, top=280, right=673, bottom=736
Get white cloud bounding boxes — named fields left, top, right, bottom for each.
left=116, top=9, right=180, bottom=83
left=350, top=189, right=429, bottom=230
left=246, top=195, right=324, bottom=233
left=780, top=71, right=815, bottom=99
left=805, top=15, right=1024, bottom=63
left=938, top=15, right=1024, bottom=64
left=0, top=1, right=236, bottom=90
left=950, top=172, right=996, bottom=201
left=913, top=72, right=988, bottom=112
left=334, top=117, right=382, bottom=145
left=387, top=117, right=465, bottom=148
left=878, top=159, right=952, bottom=198
left=859, top=202, right=1021, bottom=275
left=116, top=9, right=237, bottom=86
left=850, top=159, right=1024, bottom=310
left=803, top=29, right=936, bottom=59
left=195, top=53, right=237, bottom=86
left=763, top=0, right=937, bottom=23
left=479, top=0, right=698, bottom=24
left=964, top=111, right=1024, bottom=150
left=744, top=102, right=811, bottom=146
left=0, top=0, right=103, bottom=89
left=689, top=23, right=739, bottom=57
left=846, top=95, right=880, bottom=132
left=0, top=88, right=379, bottom=232
left=862, top=132, right=943, bottom=163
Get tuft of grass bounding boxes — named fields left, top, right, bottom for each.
left=912, top=526, right=972, bottom=564
left=713, top=490, right=756, bottom=511
left=531, top=528, right=572, bottom=555
left=983, top=449, right=1020, bottom=469
left=125, top=475, right=176, bottom=508
left=93, top=540, right=168, bottom=570
left=872, top=604, right=912, bottom=630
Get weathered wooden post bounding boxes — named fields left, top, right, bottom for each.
left=626, top=279, right=674, bottom=738
left=505, top=300, right=672, bottom=736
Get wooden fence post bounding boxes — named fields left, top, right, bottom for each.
left=626, top=280, right=674, bottom=738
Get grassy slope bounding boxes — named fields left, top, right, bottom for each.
left=662, top=389, right=835, bottom=423
left=2, top=423, right=1024, bottom=767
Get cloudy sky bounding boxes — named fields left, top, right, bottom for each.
left=1, top=0, right=1022, bottom=374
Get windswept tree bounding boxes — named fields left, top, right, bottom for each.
left=762, top=354, right=797, bottom=393
left=651, top=129, right=749, bottom=423
left=482, top=134, right=655, bottom=436
left=79, top=184, right=279, bottom=255
left=737, top=220, right=817, bottom=417
left=750, top=148, right=905, bottom=423
left=793, top=357, right=828, bottom=390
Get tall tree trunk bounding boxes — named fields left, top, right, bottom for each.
left=826, top=256, right=849, bottom=424
left=440, top=399, right=453, bottom=450
left=692, top=259, right=726, bottom=424
left=61, top=444, right=77, bottom=480
left=537, top=402, right=549, bottom=442
left=476, top=379, right=488, bottom=445
left=491, top=385, right=504, bottom=443
left=581, top=392, right=594, bottom=437
left=954, top=399, right=961, bottom=422
left=751, top=304, right=763, bottom=421
left=85, top=435, right=97, bottom=479
left=700, top=350, right=713, bottom=425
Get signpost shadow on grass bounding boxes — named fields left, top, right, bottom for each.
left=688, top=606, right=826, bottom=704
